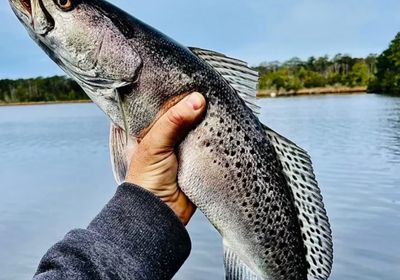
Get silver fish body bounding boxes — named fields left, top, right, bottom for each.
left=9, top=1, right=333, bottom=279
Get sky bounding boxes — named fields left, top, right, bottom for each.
left=1, top=0, right=400, bottom=79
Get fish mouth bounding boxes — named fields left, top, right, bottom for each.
left=9, top=0, right=33, bottom=26
left=20, top=0, right=32, bottom=16
left=10, top=0, right=55, bottom=36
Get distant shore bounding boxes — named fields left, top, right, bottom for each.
left=257, top=86, right=367, bottom=98
left=0, top=100, right=92, bottom=107
left=0, top=87, right=368, bottom=106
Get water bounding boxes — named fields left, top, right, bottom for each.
left=0, top=94, right=399, bottom=280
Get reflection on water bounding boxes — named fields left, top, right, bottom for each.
left=0, top=94, right=399, bottom=280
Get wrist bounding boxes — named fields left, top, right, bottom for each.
left=164, top=190, right=196, bottom=226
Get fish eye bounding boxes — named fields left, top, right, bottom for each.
left=55, top=0, right=73, bottom=11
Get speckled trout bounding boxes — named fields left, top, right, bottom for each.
left=9, top=0, right=333, bottom=279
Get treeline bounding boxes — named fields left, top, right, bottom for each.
left=369, top=32, right=400, bottom=94
left=254, top=31, right=400, bottom=95
left=2, top=31, right=400, bottom=104
left=0, top=76, right=88, bottom=103
left=254, top=54, right=377, bottom=92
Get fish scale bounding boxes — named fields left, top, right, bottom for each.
left=9, top=0, right=333, bottom=279
left=177, top=87, right=308, bottom=279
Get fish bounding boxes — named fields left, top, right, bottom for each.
left=9, top=0, right=333, bottom=279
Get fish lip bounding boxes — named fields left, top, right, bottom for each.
left=9, top=0, right=33, bottom=27
left=10, top=0, right=55, bottom=36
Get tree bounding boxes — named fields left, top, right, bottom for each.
left=368, top=32, right=400, bottom=94
left=348, top=61, right=370, bottom=86
left=0, top=76, right=89, bottom=103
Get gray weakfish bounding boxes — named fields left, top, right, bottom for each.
left=9, top=0, right=333, bottom=279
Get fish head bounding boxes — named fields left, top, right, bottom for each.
left=9, top=0, right=143, bottom=130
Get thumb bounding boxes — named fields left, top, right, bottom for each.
left=142, top=92, right=206, bottom=151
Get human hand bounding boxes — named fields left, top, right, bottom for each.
left=125, top=92, right=206, bottom=225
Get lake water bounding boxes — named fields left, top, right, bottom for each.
left=0, top=94, right=399, bottom=280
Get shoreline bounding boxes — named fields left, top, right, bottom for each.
left=0, top=87, right=368, bottom=106
left=257, top=86, right=367, bottom=98
left=0, top=100, right=92, bottom=107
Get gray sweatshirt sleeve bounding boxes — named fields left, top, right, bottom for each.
left=33, top=183, right=191, bottom=280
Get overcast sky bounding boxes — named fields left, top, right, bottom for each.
left=1, top=0, right=400, bottom=78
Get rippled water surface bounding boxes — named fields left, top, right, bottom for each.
left=0, top=94, right=399, bottom=280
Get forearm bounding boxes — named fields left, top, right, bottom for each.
left=34, top=183, right=191, bottom=280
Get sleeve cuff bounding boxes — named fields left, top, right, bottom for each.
left=87, top=183, right=191, bottom=279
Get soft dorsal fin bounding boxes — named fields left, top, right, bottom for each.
left=189, top=47, right=260, bottom=114
left=264, top=125, right=333, bottom=280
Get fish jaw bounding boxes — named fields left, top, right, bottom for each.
left=9, top=0, right=144, bottom=132
left=9, top=0, right=54, bottom=36
left=9, top=0, right=33, bottom=28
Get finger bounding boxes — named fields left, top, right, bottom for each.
left=142, top=92, right=206, bottom=151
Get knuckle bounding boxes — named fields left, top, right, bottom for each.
left=167, top=108, right=185, bottom=127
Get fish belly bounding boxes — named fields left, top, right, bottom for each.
left=177, top=96, right=308, bottom=280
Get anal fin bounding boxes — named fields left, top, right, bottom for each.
left=224, top=243, right=260, bottom=280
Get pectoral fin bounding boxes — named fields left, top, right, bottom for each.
left=109, top=123, right=137, bottom=184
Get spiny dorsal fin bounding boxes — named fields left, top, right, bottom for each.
left=264, top=125, right=333, bottom=280
left=189, top=47, right=260, bottom=114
